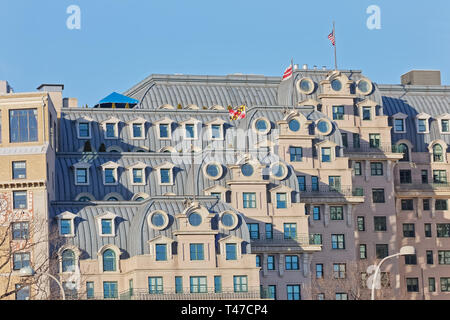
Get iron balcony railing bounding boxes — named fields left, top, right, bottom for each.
left=343, top=144, right=402, bottom=154
left=299, top=185, right=364, bottom=197
left=396, top=182, right=450, bottom=190
left=250, top=234, right=320, bottom=246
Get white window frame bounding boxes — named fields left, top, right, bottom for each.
left=392, top=113, right=408, bottom=133
left=206, top=118, right=226, bottom=141
left=437, top=114, right=450, bottom=134
left=56, top=211, right=77, bottom=238
left=180, top=118, right=201, bottom=140
left=218, top=235, right=243, bottom=260
left=148, top=235, right=174, bottom=261
left=269, top=185, right=293, bottom=209
left=154, top=117, right=175, bottom=140
left=73, top=162, right=91, bottom=186
left=416, top=113, right=431, bottom=134
left=101, top=117, right=120, bottom=140
left=95, top=212, right=118, bottom=237
left=155, top=162, right=175, bottom=186
left=127, top=117, right=147, bottom=140
left=126, top=162, right=147, bottom=186
left=100, top=162, right=120, bottom=186
left=76, top=117, right=93, bottom=140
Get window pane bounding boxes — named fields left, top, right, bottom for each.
left=13, top=191, right=27, bottom=209
left=12, top=162, right=27, bottom=179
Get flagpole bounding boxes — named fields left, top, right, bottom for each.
left=334, top=21, right=338, bottom=70
left=291, top=58, right=296, bottom=108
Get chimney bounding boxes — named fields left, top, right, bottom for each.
left=37, top=84, right=64, bottom=116
left=0, top=80, right=13, bottom=94
left=401, top=70, right=441, bottom=86
left=63, top=98, right=78, bottom=108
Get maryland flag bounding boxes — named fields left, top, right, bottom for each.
left=228, top=105, right=246, bottom=121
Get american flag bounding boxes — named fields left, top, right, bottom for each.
left=328, top=29, right=336, bottom=46
left=282, top=64, right=293, bottom=81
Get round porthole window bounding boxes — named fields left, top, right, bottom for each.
left=270, top=163, right=288, bottom=180
left=220, top=211, right=238, bottom=230
left=253, top=118, right=271, bottom=135
left=241, top=163, right=254, bottom=177
left=148, top=210, right=169, bottom=230
left=331, top=79, right=342, bottom=91
left=204, top=162, right=223, bottom=180
left=289, top=119, right=301, bottom=132
left=297, top=78, right=315, bottom=95
left=151, top=213, right=166, bottom=227
left=135, top=197, right=145, bottom=202
left=317, top=120, right=332, bottom=135
left=188, top=213, right=202, bottom=227
left=357, top=79, right=373, bottom=95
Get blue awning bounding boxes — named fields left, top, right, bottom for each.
left=98, top=92, right=139, bottom=105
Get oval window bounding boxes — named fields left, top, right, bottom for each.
left=331, top=79, right=342, bottom=91
left=241, top=163, right=254, bottom=177
left=289, top=119, right=301, bottom=132
left=271, top=163, right=285, bottom=178
left=188, top=213, right=202, bottom=227
left=151, top=213, right=166, bottom=227
left=300, top=79, right=312, bottom=93
left=255, top=119, right=268, bottom=132
left=221, top=213, right=235, bottom=228
left=206, top=164, right=220, bottom=178
left=317, top=121, right=330, bottom=134
left=358, top=80, right=371, bottom=94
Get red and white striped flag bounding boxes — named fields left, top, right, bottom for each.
left=282, top=64, right=293, bottom=81
left=328, top=29, right=336, bottom=46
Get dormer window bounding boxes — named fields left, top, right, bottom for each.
left=288, top=119, right=301, bottom=132
left=95, top=212, right=118, bottom=237
left=241, top=163, right=254, bottom=177
left=180, top=118, right=201, bottom=140
left=133, top=124, right=143, bottom=138
left=252, top=118, right=271, bottom=135
left=159, top=124, right=169, bottom=138
left=211, top=125, right=222, bottom=139
left=362, top=107, right=372, bottom=120
left=60, top=219, right=72, bottom=235
left=73, top=162, right=91, bottom=186
left=322, top=148, right=331, bottom=162
left=276, top=193, right=287, bottom=209
left=188, top=212, right=202, bottom=227
left=433, top=144, right=444, bottom=162
left=76, top=117, right=93, bottom=139
left=154, top=118, right=174, bottom=140
left=101, top=117, right=120, bottom=139
left=395, top=119, right=405, bottom=132
left=127, top=117, right=147, bottom=139
left=270, top=185, right=293, bottom=209
left=101, top=162, right=120, bottom=186
left=418, top=119, right=427, bottom=133
left=102, top=219, right=113, bottom=235
left=398, top=143, right=410, bottom=162
left=56, top=211, right=77, bottom=237
left=226, top=243, right=237, bottom=260
left=155, top=162, right=175, bottom=186
left=331, top=79, right=342, bottom=91
left=126, top=162, right=147, bottom=186
left=442, top=120, right=450, bottom=133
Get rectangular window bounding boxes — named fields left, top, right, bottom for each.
left=101, top=219, right=113, bottom=235
left=214, top=276, right=222, bottom=293
left=438, top=251, right=450, bottom=265
left=371, top=162, right=383, bottom=176
left=160, top=169, right=171, bottom=184
left=211, top=125, right=221, bottom=139
left=406, top=278, right=419, bottom=292
left=372, top=189, right=385, bottom=203
left=190, top=276, right=207, bottom=293
left=401, top=199, right=414, bottom=211
left=105, top=123, right=116, bottom=138
left=425, top=223, right=432, bottom=237
left=12, top=222, right=29, bottom=240
left=404, top=254, right=417, bottom=265
left=155, top=244, right=167, bottom=261
left=312, top=176, right=319, bottom=191
left=247, top=223, right=260, bottom=240
left=185, top=124, right=195, bottom=139
left=226, top=243, right=237, bottom=260
left=353, top=133, right=360, bottom=148
left=76, top=168, right=88, bottom=184
left=78, top=123, right=90, bottom=139
left=436, top=199, right=448, bottom=211
left=15, top=284, right=30, bottom=301
left=429, top=278, right=436, bottom=292
left=422, top=170, right=429, bottom=184
left=333, top=106, right=345, bottom=120
left=313, top=206, right=321, bottom=221
left=256, top=255, right=261, bottom=268
left=329, top=176, right=341, bottom=191
left=311, top=234, right=322, bottom=245
left=290, top=147, right=303, bottom=162
left=104, top=169, right=116, bottom=184
left=315, top=264, right=323, bottom=279
left=103, top=282, right=118, bottom=299
left=369, top=134, right=380, bottom=148
left=190, top=244, right=204, bottom=261
left=342, top=133, right=348, bottom=147
left=354, top=162, right=362, bottom=176
left=284, top=223, right=297, bottom=240
left=441, top=278, right=450, bottom=292
left=322, top=148, right=331, bottom=162
left=433, top=170, right=447, bottom=184
left=363, top=107, right=372, bottom=120
left=148, top=277, right=163, bottom=294
left=427, top=251, right=434, bottom=265
left=418, top=119, right=427, bottom=133
left=421, top=200, right=430, bottom=212
left=333, top=263, right=346, bottom=279
left=317, top=293, right=325, bottom=300
left=159, top=124, right=169, bottom=138
left=86, top=282, right=94, bottom=299
left=9, top=109, right=38, bottom=143
left=395, top=119, right=405, bottom=132
left=276, top=193, right=287, bottom=209
left=297, top=176, right=306, bottom=191
left=437, top=224, right=450, bottom=238
left=357, top=216, right=365, bottom=231
left=267, top=255, right=275, bottom=270
left=285, top=256, right=299, bottom=270
left=331, top=234, right=345, bottom=249
left=287, top=285, right=301, bottom=300
left=233, top=276, right=248, bottom=293
left=442, top=120, right=450, bottom=133
left=243, top=193, right=256, bottom=209
left=132, top=123, right=143, bottom=138
left=133, top=168, right=143, bottom=184
left=330, top=206, right=344, bottom=220
left=265, top=223, right=273, bottom=239
left=175, top=277, right=183, bottom=294
left=13, top=252, right=30, bottom=270
left=376, top=244, right=389, bottom=259
left=13, top=191, right=27, bottom=209
left=268, top=285, right=277, bottom=300
left=60, top=219, right=72, bottom=235
left=374, top=216, right=387, bottom=232
left=360, top=244, right=367, bottom=259
left=336, top=293, right=348, bottom=300
left=12, top=162, right=26, bottom=179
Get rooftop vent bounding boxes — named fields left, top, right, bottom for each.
left=302, top=64, right=308, bottom=70
left=401, top=70, right=441, bottom=86
left=0, top=80, right=13, bottom=94
left=293, top=64, right=299, bottom=70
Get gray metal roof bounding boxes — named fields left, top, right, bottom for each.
left=50, top=197, right=251, bottom=258
left=380, top=85, right=450, bottom=152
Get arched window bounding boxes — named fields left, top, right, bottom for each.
left=103, top=249, right=116, bottom=272
left=78, top=196, right=91, bottom=202
left=398, top=144, right=409, bottom=162
left=433, top=144, right=444, bottom=162
left=107, top=197, right=119, bottom=201
left=62, top=249, right=75, bottom=273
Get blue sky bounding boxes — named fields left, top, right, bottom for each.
left=0, top=0, right=449, bottom=107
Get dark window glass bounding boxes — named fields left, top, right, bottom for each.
left=316, top=264, right=323, bottom=278
left=226, top=243, right=237, bottom=260
left=374, top=217, right=387, bottom=231
left=360, top=244, right=367, bottom=259
left=285, top=256, right=299, bottom=270
left=313, top=206, right=321, bottom=221
left=371, top=162, right=383, bottom=176
left=376, top=244, right=389, bottom=259
left=13, top=252, right=30, bottom=270
left=433, top=170, right=447, bottom=184
left=312, top=177, right=319, bottom=191
left=438, top=251, right=450, bottom=265
left=342, top=133, right=348, bottom=147
left=403, top=224, right=415, bottom=237
left=422, top=170, right=428, bottom=184
left=353, top=133, right=360, bottom=148
left=190, top=244, right=204, bottom=261
left=103, top=282, right=118, bottom=299
left=331, top=234, right=345, bottom=249
left=395, top=119, right=405, bottom=132
left=102, top=250, right=116, bottom=271
left=406, top=278, right=419, bottom=292
left=425, top=223, right=432, bottom=237
left=437, top=224, right=450, bottom=238
left=369, top=134, right=380, bottom=148
left=159, top=124, right=169, bottom=138
left=429, top=278, right=436, bottom=292
left=401, top=199, right=414, bottom=211
left=357, top=216, right=365, bottom=231
left=354, top=162, right=362, bottom=176
left=133, top=124, right=143, bottom=138
left=267, top=256, right=275, bottom=270
left=436, top=199, right=448, bottom=211
left=400, top=170, right=412, bottom=184
left=76, top=168, right=88, bottom=184
left=427, top=251, right=434, bottom=265
left=399, top=144, right=409, bottom=162
left=330, top=206, right=344, bottom=220
left=265, top=223, right=273, bottom=239
left=243, top=193, right=256, bottom=208
left=155, top=244, right=167, bottom=261
left=372, top=189, right=385, bottom=203
left=404, top=254, right=417, bottom=265
left=297, top=176, right=306, bottom=191
left=423, top=199, right=430, bottom=211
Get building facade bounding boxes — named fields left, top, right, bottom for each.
left=0, top=67, right=449, bottom=300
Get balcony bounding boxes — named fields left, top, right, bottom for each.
left=299, top=185, right=363, bottom=197
left=343, top=143, right=404, bottom=160
left=79, top=287, right=268, bottom=300
left=395, top=182, right=450, bottom=196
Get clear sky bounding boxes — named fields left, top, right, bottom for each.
left=0, top=0, right=449, bottom=107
